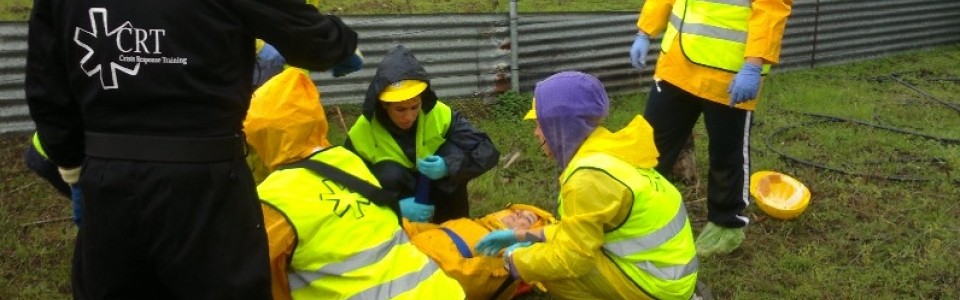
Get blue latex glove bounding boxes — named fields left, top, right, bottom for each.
left=399, top=196, right=434, bottom=222
left=475, top=229, right=519, bottom=256
left=417, top=155, right=449, bottom=180
left=253, top=43, right=286, bottom=87
left=70, top=185, right=83, bottom=225
left=727, top=62, right=762, bottom=106
left=629, top=32, right=650, bottom=69
left=504, top=241, right=532, bottom=256
left=331, top=49, right=364, bottom=78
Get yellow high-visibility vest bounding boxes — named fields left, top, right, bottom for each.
left=258, top=146, right=464, bottom=299
left=559, top=153, right=698, bottom=299
left=347, top=102, right=452, bottom=168
left=661, top=0, right=771, bottom=74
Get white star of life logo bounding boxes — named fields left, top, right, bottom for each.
left=74, top=8, right=160, bottom=90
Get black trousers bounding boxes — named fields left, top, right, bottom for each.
left=371, top=161, right=470, bottom=223
left=72, top=157, right=271, bottom=300
left=643, top=80, right=752, bottom=228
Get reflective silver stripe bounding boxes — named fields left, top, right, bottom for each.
left=737, top=111, right=752, bottom=225
left=349, top=258, right=441, bottom=300
left=603, top=204, right=689, bottom=256
left=288, top=229, right=408, bottom=290
left=700, top=0, right=751, bottom=7
left=669, top=13, right=682, bottom=31
left=669, top=12, right=747, bottom=43
left=635, top=256, right=699, bottom=280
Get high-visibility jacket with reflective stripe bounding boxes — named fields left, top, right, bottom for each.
left=559, top=153, right=698, bottom=299
left=348, top=102, right=452, bottom=168
left=662, top=0, right=771, bottom=74
left=257, top=147, right=464, bottom=299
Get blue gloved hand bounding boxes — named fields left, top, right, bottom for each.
left=399, top=196, right=435, bottom=222
left=253, top=43, right=286, bottom=87
left=331, top=49, right=364, bottom=78
left=629, top=32, right=650, bottom=69
left=417, top=155, right=449, bottom=180
left=504, top=241, right=532, bottom=256
left=70, top=185, right=83, bottom=225
left=475, top=229, right=519, bottom=256
left=727, top=62, right=762, bottom=106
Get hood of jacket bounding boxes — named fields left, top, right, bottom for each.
left=533, top=71, right=609, bottom=170
left=575, top=115, right=659, bottom=169
left=362, top=45, right=439, bottom=129
left=244, top=68, right=330, bottom=171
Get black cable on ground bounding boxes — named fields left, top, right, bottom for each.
left=889, top=74, right=960, bottom=113
left=765, top=74, right=959, bottom=182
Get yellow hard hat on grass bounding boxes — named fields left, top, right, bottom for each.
left=749, top=171, right=811, bottom=220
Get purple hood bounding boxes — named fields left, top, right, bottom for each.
left=533, top=71, right=609, bottom=169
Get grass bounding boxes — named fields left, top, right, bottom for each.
left=5, top=45, right=957, bottom=299
left=0, top=0, right=29, bottom=21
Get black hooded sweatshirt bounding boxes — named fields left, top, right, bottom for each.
left=344, top=45, right=500, bottom=214
left=26, top=0, right=357, bottom=167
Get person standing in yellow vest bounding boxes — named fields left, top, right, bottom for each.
left=244, top=68, right=465, bottom=300
left=629, top=0, right=793, bottom=256
left=345, top=45, right=500, bottom=223
left=475, top=71, right=698, bottom=300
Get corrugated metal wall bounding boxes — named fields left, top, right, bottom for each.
left=2, top=0, right=959, bottom=134
left=310, top=14, right=513, bottom=105
left=0, top=22, right=30, bottom=134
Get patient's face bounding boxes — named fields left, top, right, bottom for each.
left=500, top=210, right=540, bottom=230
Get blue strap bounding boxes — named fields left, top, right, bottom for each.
left=439, top=227, right=473, bottom=258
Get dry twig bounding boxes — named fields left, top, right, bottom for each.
left=334, top=105, right=348, bottom=133
left=20, top=216, right=73, bottom=228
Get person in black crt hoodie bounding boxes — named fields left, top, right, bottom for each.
left=25, top=0, right=357, bottom=298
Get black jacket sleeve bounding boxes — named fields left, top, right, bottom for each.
left=25, top=0, right=85, bottom=168
left=435, top=111, right=500, bottom=185
left=230, top=0, right=358, bottom=71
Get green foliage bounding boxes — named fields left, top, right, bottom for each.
left=488, top=90, right=533, bottom=121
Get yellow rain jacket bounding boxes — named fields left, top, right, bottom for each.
left=402, top=204, right=557, bottom=300
left=638, top=0, right=793, bottom=110
left=508, top=116, right=697, bottom=300
left=244, top=69, right=464, bottom=300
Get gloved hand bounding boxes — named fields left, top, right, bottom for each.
left=70, top=185, right=83, bottom=225
left=504, top=241, right=532, bottom=257
left=253, top=43, right=286, bottom=87
left=727, top=62, right=762, bottom=106
left=475, top=229, right=519, bottom=256
left=417, top=155, right=448, bottom=180
left=331, top=48, right=364, bottom=78
left=629, top=32, right=650, bottom=69
left=399, top=196, right=435, bottom=222
left=695, top=222, right=745, bottom=257
left=58, top=166, right=80, bottom=186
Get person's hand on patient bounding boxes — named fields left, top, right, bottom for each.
left=475, top=229, right=518, bottom=256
